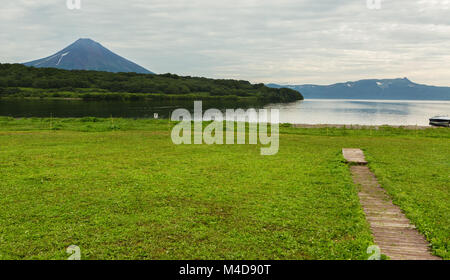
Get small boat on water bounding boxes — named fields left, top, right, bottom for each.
left=429, top=116, right=450, bottom=127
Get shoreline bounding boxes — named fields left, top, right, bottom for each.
left=292, top=124, right=437, bottom=130
left=0, top=116, right=444, bottom=130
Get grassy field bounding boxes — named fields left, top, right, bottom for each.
left=0, top=118, right=448, bottom=260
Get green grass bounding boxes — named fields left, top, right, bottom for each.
left=0, top=118, right=448, bottom=260
left=365, top=143, right=449, bottom=259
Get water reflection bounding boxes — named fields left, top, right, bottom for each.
left=264, top=99, right=450, bottom=126
left=0, top=99, right=266, bottom=119
left=1, top=98, right=449, bottom=126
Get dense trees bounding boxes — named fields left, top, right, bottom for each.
left=0, top=63, right=303, bottom=102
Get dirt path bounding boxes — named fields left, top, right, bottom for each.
left=343, top=149, right=440, bottom=260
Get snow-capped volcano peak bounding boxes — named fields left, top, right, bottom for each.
left=24, top=38, right=153, bottom=74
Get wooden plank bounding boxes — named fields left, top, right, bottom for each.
left=342, top=148, right=368, bottom=165
left=344, top=149, right=441, bottom=260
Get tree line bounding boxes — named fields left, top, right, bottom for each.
left=0, top=64, right=303, bottom=102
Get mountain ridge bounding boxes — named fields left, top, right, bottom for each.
left=24, top=38, right=153, bottom=74
left=267, top=78, right=450, bottom=100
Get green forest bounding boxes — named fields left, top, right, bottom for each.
left=0, top=64, right=303, bottom=102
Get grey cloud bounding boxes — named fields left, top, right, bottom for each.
left=1, top=0, right=449, bottom=86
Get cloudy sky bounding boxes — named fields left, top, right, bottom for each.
left=1, top=0, right=449, bottom=86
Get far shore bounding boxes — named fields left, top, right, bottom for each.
left=292, top=124, right=438, bottom=130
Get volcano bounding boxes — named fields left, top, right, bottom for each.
left=24, top=38, right=153, bottom=74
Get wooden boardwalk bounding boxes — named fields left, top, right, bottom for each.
left=343, top=149, right=440, bottom=260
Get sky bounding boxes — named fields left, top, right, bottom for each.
left=1, top=0, right=449, bottom=86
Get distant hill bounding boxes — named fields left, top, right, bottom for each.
left=267, top=78, right=450, bottom=100
left=24, top=38, right=153, bottom=74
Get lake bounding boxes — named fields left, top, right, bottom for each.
left=265, top=99, right=450, bottom=126
left=1, top=99, right=449, bottom=126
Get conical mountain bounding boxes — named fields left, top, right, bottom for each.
left=24, top=38, right=153, bottom=74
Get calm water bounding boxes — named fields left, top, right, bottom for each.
left=1, top=99, right=449, bottom=126
left=265, top=99, right=450, bottom=126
